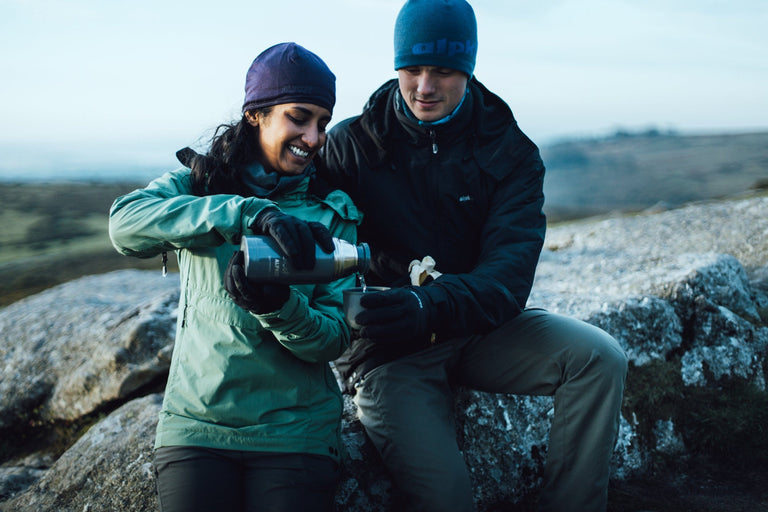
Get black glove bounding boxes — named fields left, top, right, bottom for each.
left=356, top=287, right=433, bottom=342
left=224, top=251, right=290, bottom=314
left=251, top=209, right=334, bottom=270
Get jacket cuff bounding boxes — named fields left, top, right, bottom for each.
left=241, top=202, right=278, bottom=240
left=254, top=288, right=302, bottom=328
left=418, top=282, right=451, bottom=339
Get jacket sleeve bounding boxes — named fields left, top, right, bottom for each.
left=252, top=213, right=359, bottom=363
left=109, top=168, right=275, bottom=258
left=424, top=147, right=546, bottom=339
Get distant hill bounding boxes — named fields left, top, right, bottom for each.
left=540, top=130, right=768, bottom=221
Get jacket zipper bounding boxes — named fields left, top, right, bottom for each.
left=180, top=255, right=189, bottom=328
left=429, top=129, right=438, bottom=154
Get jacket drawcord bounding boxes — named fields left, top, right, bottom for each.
left=162, top=252, right=168, bottom=277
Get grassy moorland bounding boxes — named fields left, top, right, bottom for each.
left=540, top=129, right=768, bottom=220
left=0, top=181, right=177, bottom=306
left=1, top=130, right=767, bottom=307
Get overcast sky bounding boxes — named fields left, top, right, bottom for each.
left=1, top=0, right=766, bottom=178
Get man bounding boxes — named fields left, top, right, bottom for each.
left=318, top=1, right=628, bottom=510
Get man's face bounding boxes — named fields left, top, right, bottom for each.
left=397, top=66, right=469, bottom=123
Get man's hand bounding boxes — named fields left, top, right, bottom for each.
left=356, top=287, right=433, bottom=342
left=224, top=251, right=290, bottom=314
left=251, top=209, right=334, bottom=270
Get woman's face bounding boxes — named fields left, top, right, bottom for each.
left=246, top=103, right=332, bottom=175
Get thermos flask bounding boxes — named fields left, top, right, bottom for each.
left=240, top=235, right=370, bottom=284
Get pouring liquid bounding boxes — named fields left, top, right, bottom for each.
left=358, top=273, right=368, bottom=293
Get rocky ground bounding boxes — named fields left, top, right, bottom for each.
left=533, top=193, right=768, bottom=512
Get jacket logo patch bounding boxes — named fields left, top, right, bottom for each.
left=459, top=194, right=472, bottom=202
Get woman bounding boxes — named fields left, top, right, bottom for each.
left=109, top=42, right=361, bottom=512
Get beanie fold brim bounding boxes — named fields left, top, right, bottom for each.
left=242, top=43, right=336, bottom=114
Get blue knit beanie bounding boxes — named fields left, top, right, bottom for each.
left=394, top=0, right=477, bottom=77
left=242, top=42, right=336, bottom=114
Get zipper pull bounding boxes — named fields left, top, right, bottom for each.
left=162, top=252, right=168, bottom=277
left=429, top=129, right=438, bottom=154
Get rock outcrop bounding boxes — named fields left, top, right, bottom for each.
left=2, top=195, right=767, bottom=511
left=0, top=271, right=178, bottom=430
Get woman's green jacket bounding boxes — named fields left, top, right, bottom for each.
left=109, top=167, right=362, bottom=462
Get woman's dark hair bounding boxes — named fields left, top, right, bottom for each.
left=189, top=108, right=271, bottom=196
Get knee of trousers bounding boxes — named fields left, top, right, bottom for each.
left=563, top=324, right=629, bottom=387
left=589, top=329, right=629, bottom=386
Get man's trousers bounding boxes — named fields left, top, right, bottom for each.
left=353, top=309, right=628, bottom=512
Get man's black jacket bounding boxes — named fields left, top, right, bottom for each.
left=317, top=78, right=546, bottom=382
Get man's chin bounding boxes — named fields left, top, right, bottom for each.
left=413, top=110, right=444, bottom=123
left=421, top=117, right=443, bottom=124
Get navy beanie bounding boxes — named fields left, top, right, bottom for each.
left=394, top=0, right=477, bottom=77
left=242, top=42, right=336, bottom=114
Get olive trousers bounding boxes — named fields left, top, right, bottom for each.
left=353, top=309, right=628, bottom=512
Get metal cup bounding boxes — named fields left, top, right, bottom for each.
left=343, top=287, right=390, bottom=329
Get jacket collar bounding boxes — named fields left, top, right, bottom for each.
left=357, top=78, right=537, bottom=181
left=392, top=86, right=474, bottom=146
left=361, top=78, right=512, bottom=142
left=242, top=161, right=313, bottom=199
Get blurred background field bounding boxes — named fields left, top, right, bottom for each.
left=0, top=181, right=177, bottom=306
left=542, top=130, right=768, bottom=220
left=1, top=129, right=767, bottom=307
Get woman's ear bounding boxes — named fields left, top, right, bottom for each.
left=244, top=111, right=259, bottom=127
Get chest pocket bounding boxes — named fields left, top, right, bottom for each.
left=436, top=160, right=492, bottom=267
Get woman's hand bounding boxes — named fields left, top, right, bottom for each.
left=251, top=209, right=334, bottom=270
left=224, top=251, right=290, bottom=314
